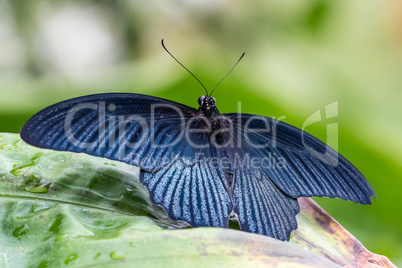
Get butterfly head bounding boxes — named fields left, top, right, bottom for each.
left=198, top=95, right=220, bottom=118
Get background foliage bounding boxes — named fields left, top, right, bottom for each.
left=0, top=0, right=401, bottom=265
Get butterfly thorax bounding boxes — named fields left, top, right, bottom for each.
left=197, top=95, right=221, bottom=119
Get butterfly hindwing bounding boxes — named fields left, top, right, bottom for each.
left=140, top=142, right=232, bottom=228
left=233, top=167, right=299, bottom=241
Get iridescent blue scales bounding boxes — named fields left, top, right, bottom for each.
left=21, top=93, right=375, bottom=241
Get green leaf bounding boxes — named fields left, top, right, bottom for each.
left=0, top=133, right=395, bottom=267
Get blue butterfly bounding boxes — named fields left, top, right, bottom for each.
left=20, top=41, right=375, bottom=241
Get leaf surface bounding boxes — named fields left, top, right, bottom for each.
left=0, top=133, right=394, bottom=267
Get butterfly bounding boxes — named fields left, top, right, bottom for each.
left=20, top=40, right=375, bottom=241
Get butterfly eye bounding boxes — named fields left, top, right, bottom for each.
left=198, top=96, right=206, bottom=105
left=212, top=97, right=216, bottom=104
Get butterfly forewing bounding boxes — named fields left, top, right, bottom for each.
left=21, top=93, right=198, bottom=171
left=223, top=113, right=376, bottom=204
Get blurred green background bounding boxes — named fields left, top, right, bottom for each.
left=0, top=0, right=401, bottom=264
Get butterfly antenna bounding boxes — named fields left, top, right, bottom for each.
left=210, top=52, right=245, bottom=96
left=161, top=39, right=208, bottom=96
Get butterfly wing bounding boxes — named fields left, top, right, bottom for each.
left=22, top=95, right=233, bottom=227
left=21, top=93, right=198, bottom=171
left=224, top=113, right=376, bottom=204
left=208, top=127, right=299, bottom=241
left=233, top=167, right=299, bottom=241
left=140, top=121, right=232, bottom=228
left=140, top=160, right=232, bottom=228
